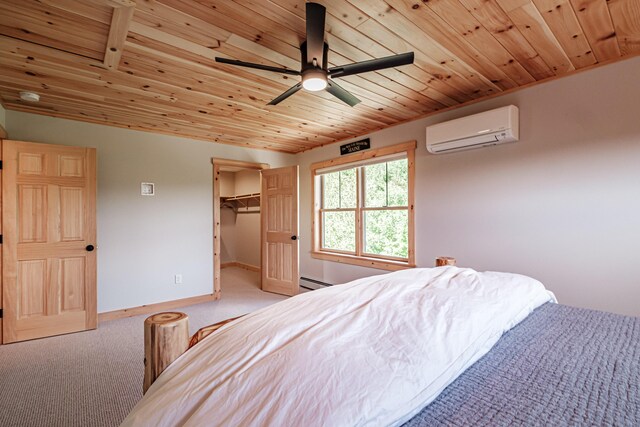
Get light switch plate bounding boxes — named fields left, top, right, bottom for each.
left=141, top=182, right=155, bottom=196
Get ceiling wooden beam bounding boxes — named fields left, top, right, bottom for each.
left=103, top=2, right=135, bottom=70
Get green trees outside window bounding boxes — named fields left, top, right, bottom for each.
left=320, top=158, right=408, bottom=259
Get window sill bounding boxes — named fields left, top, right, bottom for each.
left=311, top=251, right=415, bottom=271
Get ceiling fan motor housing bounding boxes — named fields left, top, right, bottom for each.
left=300, top=41, right=329, bottom=71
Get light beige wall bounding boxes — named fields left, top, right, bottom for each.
left=219, top=172, right=237, bottom=264
left=220, top=207, right=237, bottom=264
left=234, top=169, right=260, bottom=194
left=297, top=56, right=640, bottom=317
left=234, top=214, right=261, bottom=268
left=219, top=171, right=235, bottom=197
left=5, top=111, right=295, bottom=312
left=232, top=170, right=261, bottom=268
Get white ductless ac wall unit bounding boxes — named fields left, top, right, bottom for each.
left=426, top=105, right=519, bottom=154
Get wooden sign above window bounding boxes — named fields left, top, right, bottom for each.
left=340, top=138, right=371, bottom=155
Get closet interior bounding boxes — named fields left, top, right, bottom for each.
left=218, top=168, right=262, bottom=290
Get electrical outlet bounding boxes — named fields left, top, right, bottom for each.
left=174, top=274, right=183, bottom=284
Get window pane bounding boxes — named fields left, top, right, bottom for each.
left=339, top=168, right=357, bottom=208
left=387, top=159, right=408, bottom=207
left=322, top=169, right=356, bottom=209
left=322, top=172, right=340, bottom=209
left=364, top=162, right=387, bottom=207
left=364, top=210, right=408, bottom=258
left=322, top=211, right=356, bottom=252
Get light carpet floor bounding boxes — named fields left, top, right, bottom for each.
left=0, top=268, right=290, bottom=427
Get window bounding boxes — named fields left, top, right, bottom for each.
left=311, top=141, right=416, bottom=270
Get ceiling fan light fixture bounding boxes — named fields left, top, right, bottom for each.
left=302, top=69, right=327, bottom=91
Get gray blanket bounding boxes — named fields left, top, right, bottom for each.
left=403, top=303, right=640, bottom=426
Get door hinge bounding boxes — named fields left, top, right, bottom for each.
left=0, top=160, right=3, bottom=169
left=0, top=235, right=2, bottom=244
left=0, top=309, right=3, bottom=318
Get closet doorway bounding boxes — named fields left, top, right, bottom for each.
left=212, top=159, right=300, bottom=299
left=212, top=159, right=267, bottom=300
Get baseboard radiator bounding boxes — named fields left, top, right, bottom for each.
left=300, top=277, right=333, bottom=291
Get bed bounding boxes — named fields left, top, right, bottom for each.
left=404, top=302, right=640, bottom=426
left=123, top=267, right=640, bottom=426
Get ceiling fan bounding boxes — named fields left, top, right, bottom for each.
left=215, top=2, right=415, bottom=107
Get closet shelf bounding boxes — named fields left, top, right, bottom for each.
left=223, top=192, right=260, bottom=202
left=221, top=193, right=260, bottom=211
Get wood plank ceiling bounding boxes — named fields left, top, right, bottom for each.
left=0, top=0, right=639, bottom=153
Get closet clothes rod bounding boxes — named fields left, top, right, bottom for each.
left=222, top=193, right=260, bottom=201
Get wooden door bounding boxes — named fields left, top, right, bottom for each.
left=261, top=166, right=299, bottom=296
left=2, top=140, right=97, bottom=343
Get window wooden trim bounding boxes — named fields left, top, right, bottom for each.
left=311, top=141, right=416, bottom=271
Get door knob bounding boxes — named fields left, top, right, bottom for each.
left=291, top=236, right=298, bottom=241
left=86, top=245, right=95, bottom=252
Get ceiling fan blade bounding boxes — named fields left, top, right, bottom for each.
left=305, top=2, right=326, bottom=66
left=215, top=57, right=300, bottom=76
left=328, top=52, right=415, bottom=78
left=326, top=80, right=361, bottom=107
left=268, top=83, right=303, bottom=105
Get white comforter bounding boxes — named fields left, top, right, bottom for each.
left=122, top=267, right=555, bottom=427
